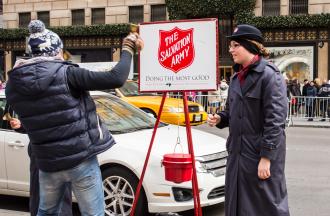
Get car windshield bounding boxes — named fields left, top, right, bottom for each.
left=119, top=82, right=156, bottom=96
left=93, top=95, right=164, bottom=134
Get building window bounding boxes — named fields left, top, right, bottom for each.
left=37, top=11, right=50, bottom=27
left=0, top=0, right=3, bottom=15
left=262, top=0, right=280, bottom=16
left=290, top=0, right=308, bottom=14
left=129, top=6, right=144, bottom=23
left=219, top=18, right=233, bottom=64
left=72, top=9, right=85, bottom=26
left=19, top=12, right=31, bottom=28
left=151, top=4, right=166, bottom=21
left=220, top=66, right=234, bottom=82
left=92, top=8, right=105, bottom=25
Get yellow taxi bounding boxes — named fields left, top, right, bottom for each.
left=111, top=81, right=207, bottom=126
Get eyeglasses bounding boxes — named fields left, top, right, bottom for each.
left=228, top=43, right=241, bottom=50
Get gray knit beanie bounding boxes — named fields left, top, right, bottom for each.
left=27, top=20, right=63, bottom=57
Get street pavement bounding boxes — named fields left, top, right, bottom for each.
left=0, top=210, right=28, bottom=216
left=1, top=125, right=330, bottom=216
left=0, top=195, right=29, bottom=216
left=289, top=117, right=330, bottom=128
left=178, top=125, right=330, bottom=216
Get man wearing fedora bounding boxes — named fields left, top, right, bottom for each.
left=208, top=24, right=290, bottom=216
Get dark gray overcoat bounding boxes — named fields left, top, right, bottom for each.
left=217, top=58, right=290, bottom=216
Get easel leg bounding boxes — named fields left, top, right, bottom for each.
left=130, top=92, right=167, bottom=216
left=182, top=92, right=203, bottom=216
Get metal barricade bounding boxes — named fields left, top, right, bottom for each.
left=168, top=94, right=330, bottom=126
left=289, top=96, right=330, bottom=123
left=168, top=93, right=227, bottom=114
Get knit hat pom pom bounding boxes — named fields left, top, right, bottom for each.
left=28, top=20, right=45, bottom=34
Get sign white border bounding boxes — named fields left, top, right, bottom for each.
left=139, top=18, right=219, bottom=92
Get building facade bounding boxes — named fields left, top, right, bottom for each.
left=1, top=0, right=329, bottom=82
left=0, top=0, right=167, bottom=76
left=2, top=0, right=167, bottom=28
left=0, top=0, right=3, bottom=81
left=254, top=0, right=330, bottom=82
left=0, top=0, right=3, bottom=28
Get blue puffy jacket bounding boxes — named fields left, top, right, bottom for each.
left=6, top=60, right=115, bottom=172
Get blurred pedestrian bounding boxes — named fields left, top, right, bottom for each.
left=0, top=73, right=5, bottom=89
left=187, top=90, right=196, bottom=101
left=290, top=78, right=301, bottom=114
left=284, top=78, right=290, bottom=99
left=218, top=79, right=229, bottom=111
left=318, top=79, right=330, bottom=121
left=5, top=20, right=143, bottom=216
left=306, top=81, right=317, bottom=121
left=314, top=77, right=322, bottom=92
left=219, top=79, right=229, bottom=99
left=208, top=87, right=221, bottom=113
left=8, top=116, right=73, bottom=216
left=207, top=24, right=290, bottom=216
left=302, top=79, right=309, bottom=97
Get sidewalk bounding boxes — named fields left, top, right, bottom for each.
left=289, top=117, right=330, bottom=128
left=0, top=209, right=28, bottom=216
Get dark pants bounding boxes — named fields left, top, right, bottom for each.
left=320, top=100, right=330, bottom=119
left=307, top=105, right=314, bottom=118
left=28, top=145, right=73, bottom=216
left=307, top=99, right=315, bottom=118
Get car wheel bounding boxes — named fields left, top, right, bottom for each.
left=141, top=108, right=157, bottom=118
left=102, top=166, right=148, bottom=216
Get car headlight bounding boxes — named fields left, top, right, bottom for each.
left=164, top=107, right=184, bottom=113
left=195, top=160, right=208, bottom=173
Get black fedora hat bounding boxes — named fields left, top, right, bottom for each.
left=227, top=24, right=264, bottom=43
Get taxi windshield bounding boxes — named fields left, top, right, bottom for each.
left=93, top=95, right=163, bottom=134
left=119, top=82, right=157, bottom=97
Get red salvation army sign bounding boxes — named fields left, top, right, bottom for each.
left=158, top=27, right=195, bottom=73
left=139, top=18, right=218, bottom=92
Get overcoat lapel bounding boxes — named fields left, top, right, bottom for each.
left=231, top=75, right=242, bottom=98
left=241, top=71, right=262, bottom=95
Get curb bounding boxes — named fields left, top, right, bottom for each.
left=289, top=124, right=330, bottom=128
left=287, top=123, right=330, bottom=128
left=288, top=118, right=330, bottom=128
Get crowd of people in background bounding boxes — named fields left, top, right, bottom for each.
left=207, top=79, right=229, bottom=113
left=286, top=77, right=330, bottom=121
left=186, top=79, right=229, bottom=113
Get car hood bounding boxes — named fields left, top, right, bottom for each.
left=111, top=124, right=226, bottom=157
left=123, top=96, right=201, bottom=107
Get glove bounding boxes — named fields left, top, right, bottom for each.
left=122, top=33, right=144, bottom=55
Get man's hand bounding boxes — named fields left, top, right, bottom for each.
left=134, top=33, right=144, bottom=51
left=9, top=118, right=21, bottom=129
left=122, top=33, right=144, bottom=55
left=207, top=114, right=221, bottom=127
left=258, top=157, right=271, bottom=180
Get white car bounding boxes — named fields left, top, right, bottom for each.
left=0, top=90, right=227, bottom=215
